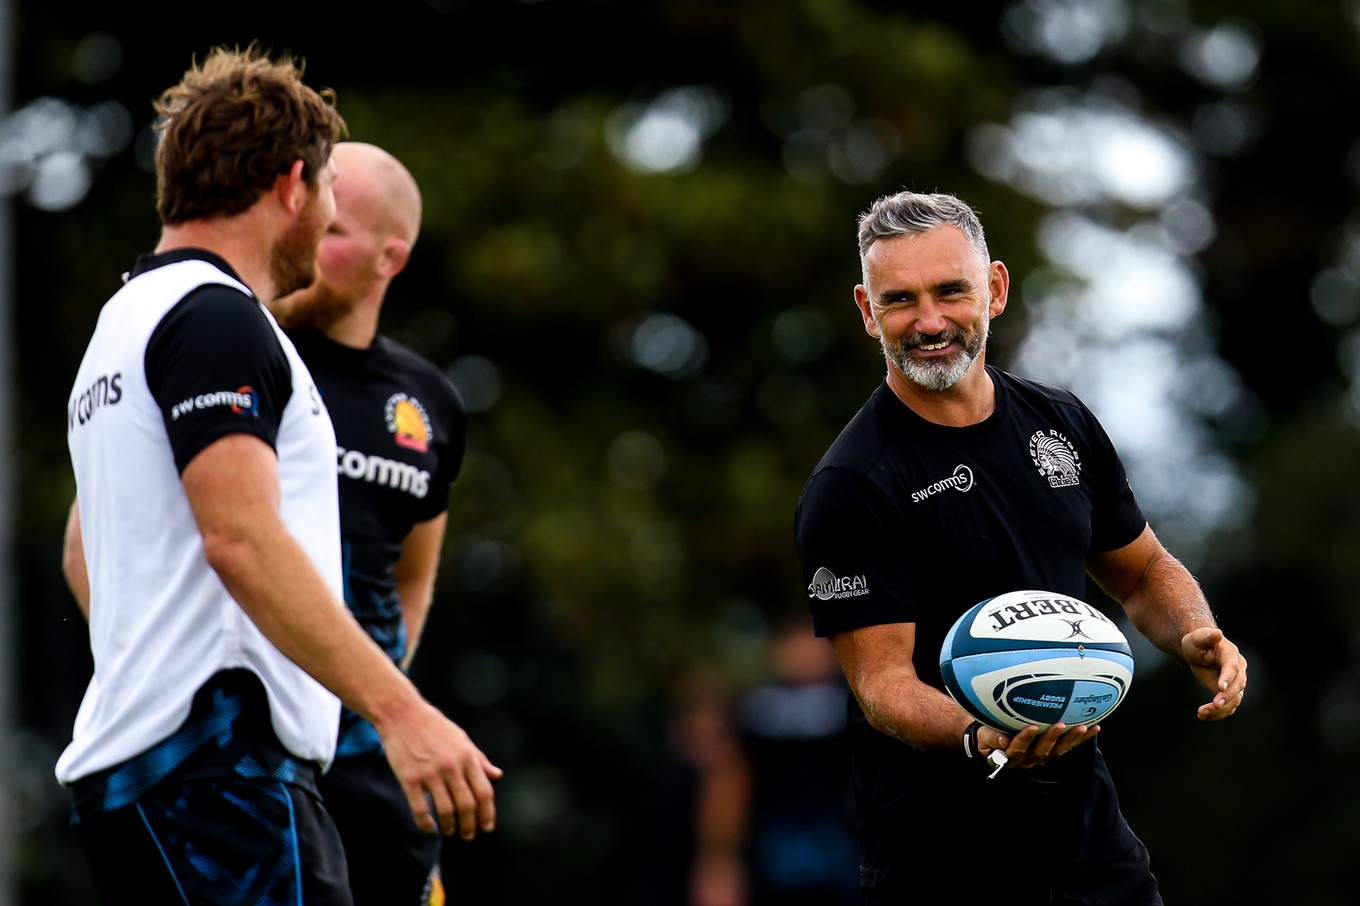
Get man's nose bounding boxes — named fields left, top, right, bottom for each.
left=913, top=297, right=950, bottom=335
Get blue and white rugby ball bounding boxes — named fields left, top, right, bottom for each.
left=939, top=589, right=1134, bottom=732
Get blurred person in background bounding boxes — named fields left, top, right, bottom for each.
left=688, top=616, right=858, bottom=906
left=61, top=49, right=498, bottom=904
left=638, top=615, right=858, bottom=906
left=271, top=140, right=472, bottom=906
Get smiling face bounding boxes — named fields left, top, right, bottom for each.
left=854, top=225, right=1008, bottom=393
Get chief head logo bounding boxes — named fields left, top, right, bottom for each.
left=385, top=393, right=432, bottom=453
left=1029, top=430, right=1081, bottom=489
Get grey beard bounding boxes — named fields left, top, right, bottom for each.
left=882, top=319, right=989, bottom=391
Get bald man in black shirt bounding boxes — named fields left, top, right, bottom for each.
left=273, top=141, right=485, bottom=906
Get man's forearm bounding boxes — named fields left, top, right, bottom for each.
left=205, top=516, right=424, bottom=727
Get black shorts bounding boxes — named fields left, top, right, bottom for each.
left=856, top=739, right=1162, bottom=905
left=319, top=751, right=443, bottom=906
left=74, top=775, right=352, bottom=906
left=860, top=837, right=1162, bottom=906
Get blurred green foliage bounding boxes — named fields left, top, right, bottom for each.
left=12, top=0, right=1360, bottom=903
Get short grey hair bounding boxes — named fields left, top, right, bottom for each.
left=856, top=191, right=991, bottom=281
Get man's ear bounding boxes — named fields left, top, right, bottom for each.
left=274, top=159, right=308, bottom=215
left=987, top=260, right=1010, bottom=320
left=377, top=238, right=411, bottom=280
left=854, top=285, right=880, bottom=337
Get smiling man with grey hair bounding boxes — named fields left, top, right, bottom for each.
left=793, top=188, right=1247, bottom=903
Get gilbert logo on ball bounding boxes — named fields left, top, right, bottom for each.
left=939, top=590, right=1134, bottom=732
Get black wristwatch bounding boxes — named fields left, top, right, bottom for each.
left=962, top=719, right=984, bottom=760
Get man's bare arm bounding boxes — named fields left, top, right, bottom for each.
left=182, top=433, right=501, bottom=837
left=393, top=513, right=447, bottom=670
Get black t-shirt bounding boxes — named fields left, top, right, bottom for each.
left=793, top=367, right=1149, bottom=889
left=140, top=250, right=293, bottom=471
left=287, top=329, right=465, bottom=755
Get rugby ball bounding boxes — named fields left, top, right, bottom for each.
left=939, top=589, right=1134, bottom=732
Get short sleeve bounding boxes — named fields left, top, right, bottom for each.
left=145, top=286, right=294, bottom=472
left=411, top=375, right=466, bottom=524
left=794, top=467, right=920, bottom=638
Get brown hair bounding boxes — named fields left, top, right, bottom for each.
left=152, top=44, right=346, bottom=225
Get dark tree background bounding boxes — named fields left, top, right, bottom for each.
left=6, top=0, right=1358, bottom=902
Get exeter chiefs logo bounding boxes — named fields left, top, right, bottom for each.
left=1028, top=430, right=1081, bottom=488
left=385, top=393, right=432, bottom=453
